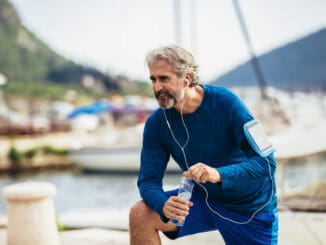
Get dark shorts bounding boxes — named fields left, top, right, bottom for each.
left=163, top=189, right=278, bottom=245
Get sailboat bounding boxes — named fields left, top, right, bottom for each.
left=70, top=146, right=180, bottom=174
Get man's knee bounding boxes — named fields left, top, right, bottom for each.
left=129, top=201, right=152, bottom=226
left=129, top=201, right=166, bottom=244
left=129, top=200, right=178, bottom=233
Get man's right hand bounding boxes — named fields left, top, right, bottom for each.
left=163, top=196, right=193, bottom=222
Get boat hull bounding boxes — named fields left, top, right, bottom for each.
left=69, top=147, right=181, bottom=174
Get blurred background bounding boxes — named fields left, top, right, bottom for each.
left=0, top=0, right=326, bottom=242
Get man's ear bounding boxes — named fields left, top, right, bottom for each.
left=184, top=74, right=192, bottom=86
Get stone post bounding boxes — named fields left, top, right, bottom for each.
left=2, top=181, right=59, bottom=245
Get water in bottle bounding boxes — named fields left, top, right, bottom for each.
left=170, top=177, right=194, bottom=226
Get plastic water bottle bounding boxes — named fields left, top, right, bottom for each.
left=170, top=177, right=194, bottom=226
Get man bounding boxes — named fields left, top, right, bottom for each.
left=129, top=44, right=278, bottom=244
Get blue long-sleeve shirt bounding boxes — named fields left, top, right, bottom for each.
left=138, top=85, right=277, bottom=221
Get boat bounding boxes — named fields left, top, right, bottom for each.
left=69, top=146, right=181, bottom=174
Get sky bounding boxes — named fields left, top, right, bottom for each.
left=9, top=0, right=326, bottom=82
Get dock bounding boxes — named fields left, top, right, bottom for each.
left=0, top=210, right=325, bottom=244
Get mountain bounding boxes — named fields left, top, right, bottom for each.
left=210, top=28, right=326, bottom=91
left=0, top=0, right=119, bottom=93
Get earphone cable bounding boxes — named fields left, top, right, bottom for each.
left=163, top=106, right=274, bottom=224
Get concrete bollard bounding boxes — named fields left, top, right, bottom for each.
left=2, top=181, right=60, bottom=245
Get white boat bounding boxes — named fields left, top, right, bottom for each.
left=69, top=146, right=181, bottom=174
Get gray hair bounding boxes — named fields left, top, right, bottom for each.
left=146, top=44, right=199, bottom=87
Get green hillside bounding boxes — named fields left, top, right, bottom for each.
left=0, top=0, right=120, bottom=100
left=211, top=28, right=326, bottom=91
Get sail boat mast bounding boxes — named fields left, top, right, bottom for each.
left=174, top=0, right=182, bottom=45
left=232, top=0, right=267, bottom=100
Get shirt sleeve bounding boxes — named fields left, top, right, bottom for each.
left=137, top=113, right=171, bottom=222
left=217, top=92, right=277, bottom=190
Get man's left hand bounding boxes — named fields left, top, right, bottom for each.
left=183, top=162, right=221, bottom=183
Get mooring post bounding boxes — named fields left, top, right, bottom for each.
left=2, top=181, right=59, bottom=245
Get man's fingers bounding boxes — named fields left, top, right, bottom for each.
left=167, top=206, right=189, bottom=217
left=183, top=170, right=191, bottom=179
left=170, top=197, right=190, bottom=208
left=186, top=163, right=220, bottom=183
left=171, top=196, right=193, bottom=207
left=164, top=196, right=192, bottom=219
left=190, top=166, right=207, bottom=182
left=183, top=163, right=207, bottom=182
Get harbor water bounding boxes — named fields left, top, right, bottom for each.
left=0, top=152, right=325, bottom=216
left=0, top=171, right=181, bottom=215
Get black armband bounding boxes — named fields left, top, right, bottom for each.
left=240, top=139, right=251, bottom=152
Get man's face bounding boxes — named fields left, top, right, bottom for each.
left=149, top=60, right=185, bottom=109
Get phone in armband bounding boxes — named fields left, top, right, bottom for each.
left=243, top=119, right=275, bottom=157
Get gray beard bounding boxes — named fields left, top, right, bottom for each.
left=156, top=92, right=177, bottom=109
left=155, top=87, right=184, bottom=109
